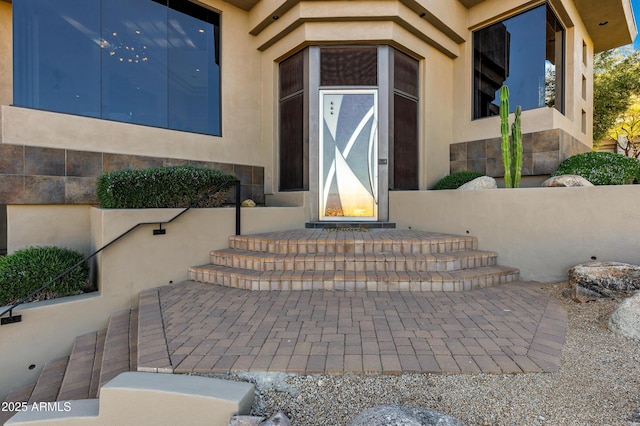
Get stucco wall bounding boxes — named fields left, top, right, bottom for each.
left=390, top=186, right=640, bottom=282
left=7, top=205, right=92, bottom=255
left=0, top=1, right=12, bottom=141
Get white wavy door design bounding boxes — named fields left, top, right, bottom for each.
left=319, top=90, right=378, bottom=220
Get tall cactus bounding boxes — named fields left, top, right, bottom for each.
left=500, top=86, right=512, bottom=188
left=511, top=105, right=523, bottom=188
left=499, top=85, right=523, bottom=188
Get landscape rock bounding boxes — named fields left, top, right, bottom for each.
left=568, top=261, right=640, bottom=300
left=228, top=416, right=265, bottom=426
left=229, top=412, right=290, bottom=426
left=348, top=404, right=464, bottom=426
left=457, top=176, right=497, bottom=190
left=262, top=411, right=291, bottom=425
left=570, top=285, right=605, bottom=304
left=542, top=175, right=593, bottom=187
left=609, top=292, right=640, bottom=340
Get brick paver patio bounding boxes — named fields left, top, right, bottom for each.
left=137, top=280, right=566, bottom=375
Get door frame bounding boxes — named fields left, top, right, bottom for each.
left=308, top=46, right=390, bottom=222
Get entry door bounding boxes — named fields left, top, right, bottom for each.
left=319, top=90, right=378, bottom=221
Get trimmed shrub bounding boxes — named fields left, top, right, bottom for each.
left=433, top=171, right=485, bottom=190
left=0, top=246, right=91, bottom=306
left=552, top=152, right=640, bottom=185
left=96, top=166, right=236, bottom=208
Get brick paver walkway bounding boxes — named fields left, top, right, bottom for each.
left=137, top=281, right=566, bottom=375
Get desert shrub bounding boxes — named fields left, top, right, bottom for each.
left=552, top=152, right=640, bottom=185
left=433, top=171, right=485, bottom=190
left=0, top=246, right=91, bottom=306
left=96, top=166, right=236, bottom=208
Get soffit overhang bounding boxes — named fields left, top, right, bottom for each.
left=223, top=0, right=259, bottom=11
left=573, top=0, right=637, bottom=52
left=458, top=0, right=637, bottom=52
left=457, top=0, right=483, bottom=7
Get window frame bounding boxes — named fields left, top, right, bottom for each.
left=472, top=2, right=565, bottom=120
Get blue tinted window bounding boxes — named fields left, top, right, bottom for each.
left=13, top=0, right=101, bottom=117
left=167, top=2, right=221, bottom=135
left=473, top=4, right=564, bottom=119
left=13, top=0, right=221, bottom=136
left=101, top=0, right=168, bottom=127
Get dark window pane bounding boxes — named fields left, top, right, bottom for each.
left=393, top=50, right=419, bottom=98
left=473, top=5, right=562, bottom=119
left=101, top=0, right=168, bottom=127
left=320, top=47, right=377, bottom=86
left=167, top=3, right=221, bottom=135
left=279, top=94, right=306, bottom=191
left=393, top=94, right=418, bottom=190
left=14, top=0, right=221, bottom=136
left=13, top=0, right=101, bottom=116
left=280, top=51, right=304, bottom=98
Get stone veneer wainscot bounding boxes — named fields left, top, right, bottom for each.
left=0, top=144, right=265, bottom=205
left=449, top=129, right=590, bottom=178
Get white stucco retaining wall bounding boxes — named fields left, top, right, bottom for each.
left=7, top=205, right=93, bottom=255
left=390, top=186, right=640, bottom=282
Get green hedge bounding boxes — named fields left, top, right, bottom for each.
left=96, top=166, right=236, bottom=208
left=0, top=246, right=91, bottom=306
left=552, top=152, right=640, bottom=185
left=433, top=171, right=485, bottom=190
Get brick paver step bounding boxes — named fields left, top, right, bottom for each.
left=136, top=288, right=172, bottom=374
left=28, top=357, right=68, bottom=404
left=57, top=331, right=101, bottom=401
left=0, top=383, right=35, bottom=424
left=210, top=248, right=498, bottom=273
left=99, top=309, right=137, bottom=392
left=89, top=329, right=106, bottom=399
left=193, top=229, right=519, bottom=291
left=189, top=264, right=519, bottom=291
left=228, top=230, right=477, bottom=255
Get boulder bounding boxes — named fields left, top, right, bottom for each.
left=457, top=176, right=497, bottom=190
left=542, top=175, right=593, bottom=187
left=609, top=292, right=640, bottom=340
left=568, top=262, right=640, bottom=301
left=348, top=405, right=464, bottom=426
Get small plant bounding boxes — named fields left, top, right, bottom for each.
left=500, top=85, right=523, bottom=188
left=552, top=151, right=640, bottom=185
left=433, top=171, right=485, bottom=190
left=97, top=166, right=236, bottom=209
left=0, top=246, right=92, bottom=306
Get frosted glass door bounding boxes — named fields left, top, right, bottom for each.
left=319, top=90, right=378, bottom=220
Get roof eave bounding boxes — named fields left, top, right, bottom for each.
left=574, top=0, right=637, bottom=52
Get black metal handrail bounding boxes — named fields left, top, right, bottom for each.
left=0, top=179, right=241, bottom=325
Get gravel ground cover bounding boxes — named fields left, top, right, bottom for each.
left=210, top=283, right=640, bottom=425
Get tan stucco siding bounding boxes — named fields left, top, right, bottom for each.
left=0, top=2, right=12, bottom=141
